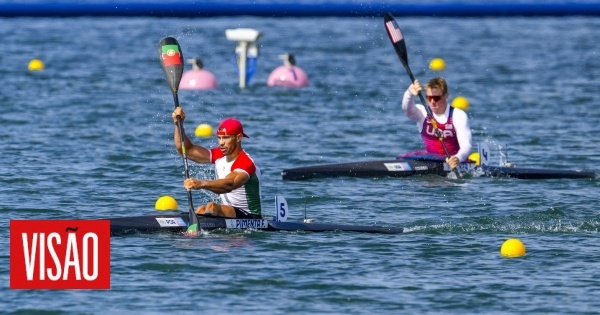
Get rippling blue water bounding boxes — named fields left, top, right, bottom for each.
left=1, top=13, right=599, bottom=314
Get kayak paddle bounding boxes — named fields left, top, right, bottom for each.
left=383, top=13, right=461, bottom=179
left=158, top=37, right=200, bottom=235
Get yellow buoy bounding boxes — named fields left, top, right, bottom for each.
left=195, top=123, right=213, bottom=137
left=500, top=238, right=526, bottom=258
left=155, top=195, right=178, bottom=211
left=451, top=96, right=470, bottom=111
left=468, top=152, right=480, bottom=166
left=429, top=58, right=446, bottom=71
left=28, top=59, right=45, bottom=71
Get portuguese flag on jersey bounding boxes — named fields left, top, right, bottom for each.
left=161, top=45, right=182, bottom=67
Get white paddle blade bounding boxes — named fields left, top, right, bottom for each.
left=446, top=171, right=458, bottom=180
left=275, top=196, right=288, bottom=222
left=479, top=143, right=490, bottom=166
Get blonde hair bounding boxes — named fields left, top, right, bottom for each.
left=425, top=77, right=448, bottom=95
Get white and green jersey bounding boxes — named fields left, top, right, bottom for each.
left=210, top=148, right=262, bottom=215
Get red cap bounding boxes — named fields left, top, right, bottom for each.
left=217, top=118, right=249, bottom=138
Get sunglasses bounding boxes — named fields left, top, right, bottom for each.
left=426, top=95, right=443, bottom=102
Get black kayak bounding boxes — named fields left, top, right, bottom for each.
left=107, top=213, right=404, bottom=236
left=281, top=158, right=596, bottom=180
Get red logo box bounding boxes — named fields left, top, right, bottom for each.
left=10, top=220, right=110, bottom=290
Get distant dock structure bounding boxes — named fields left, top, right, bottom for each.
left=1, top=2, right=600, bottom=17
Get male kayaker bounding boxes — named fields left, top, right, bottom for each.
left=401, top=77, right=472, bottom=169
left=172, top=107, right=262, bottom=218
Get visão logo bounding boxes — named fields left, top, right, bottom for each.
left=10, top=220, right=110, bottom=290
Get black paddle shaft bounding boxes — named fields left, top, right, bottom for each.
left=158, top=37, right=200, bottom=230
left=383, top=13, right=461, bottom=178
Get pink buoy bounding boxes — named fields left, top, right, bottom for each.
left=179, top=58, right=219, bottom=90
left=267, top=54, right=309, bottom=88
